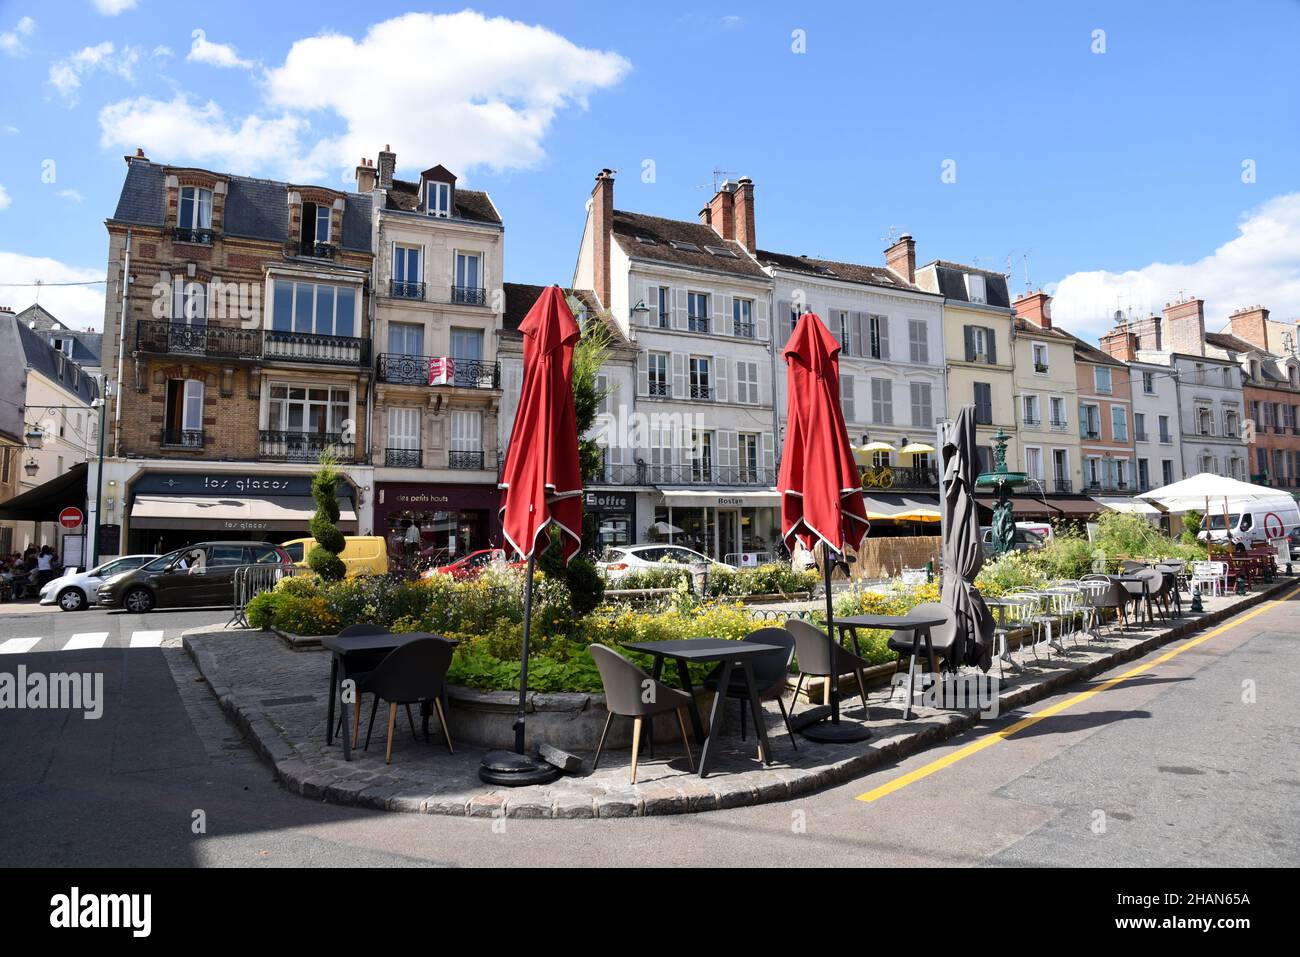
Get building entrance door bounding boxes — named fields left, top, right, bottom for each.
left=717, top=509, right=740, bottom=563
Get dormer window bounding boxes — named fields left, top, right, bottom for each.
left=176, top=186, right=214, bottom=244
left=427, top=181, right=451, bottom=218
left=965, top=273, right=986, bottom=304
left=300, top=201, right=333, bottom=257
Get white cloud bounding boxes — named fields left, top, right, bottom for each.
left=49, top=41, right=140, bottom=103
left=187, top=28, right=252, bottom=69
left=0, top=251, right=106, bottom=331
left=3, top=126, right=18, bottom=134
left=1049, top=192, right=1300, bottom=343
left=98, top=94, right=308, bottom=175
left=92, top=0, right=138, bottom=15
left=152, top=44, right=172, bottom=58
left=0, top=15, right=35, bottom=56
left=0, top=184, right=10, bottom=210
left=58, top=189, right=85, bottom=203
left=95, top=12, right=627, bottom=181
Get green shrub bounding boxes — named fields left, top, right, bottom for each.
left=245, top=591, right=276, bottom=629
left=307, top=454, right=346, bottom=581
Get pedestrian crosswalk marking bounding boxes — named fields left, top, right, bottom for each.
left=0, top=637, right=42, bottom=655
left=63, top=632, right=110, bottom=650
left=129, top=630, right=164, bottom=648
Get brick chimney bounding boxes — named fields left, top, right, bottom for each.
left=1162, top=297, right=1206, bottom=356
left=1099, top=328, right=1138, bottom=361
left=123, top=146, right=148, bottom=166
left=1228, top=305, right=1271, bottom=351
left=734, top=176, right=756, bottom=252
left=355, top=157, right=376, bottom=193
left=698, top=205, right=711, bottom=227
left=1014, top=289, right=1053, bottom=329
left=884, top=233, right=916, bottom=285
left=708, top=182, right=735, bottom=241
left=377, top=144, right=396, bottom=190
left=591, top=169, right=614, bottom=309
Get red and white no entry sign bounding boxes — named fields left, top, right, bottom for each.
left=59, top=506, right=84, bottom=530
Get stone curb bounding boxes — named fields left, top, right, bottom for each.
left=183, top=576, right=1296, bottom=818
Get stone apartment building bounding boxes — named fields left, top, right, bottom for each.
left=756, top=234, right=948, bottom=529
left=1011, top=290, right=1084, bottom=499
left=1207, top=305, right=1300, bottom=488
left=359, top=148, right=507, bottom=561
left=1128, top=357, right=1184, bottom=491
left=1069, top=333, right=1137, bottom=499
left=573, top=170, right=779, bottom=561
left=95, top=151, right=375, bottom=557
left=1101, top=297, right=1248, bottom=482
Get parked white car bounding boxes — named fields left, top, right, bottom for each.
left=598, top=545, right=735, bottom=582
left=39, top=554, right=157, bottom=611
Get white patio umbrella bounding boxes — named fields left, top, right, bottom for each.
left=1136, top=473, right=1287, bottom=513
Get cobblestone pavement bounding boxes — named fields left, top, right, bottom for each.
left=183, top=578, right=1293, bottom=819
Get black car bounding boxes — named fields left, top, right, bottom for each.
left=97, top=541, right=293, bottom=613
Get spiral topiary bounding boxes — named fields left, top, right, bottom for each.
left=307, top=452, right=347, bottom=581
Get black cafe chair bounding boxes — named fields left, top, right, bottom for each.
left=785, top=618, right=871, bottom=716
left=702, top=627, right=798, bottom=751
left=360, top=637, right=456, bottom=764
left=589, top=644, right=695, bottom=784
left=886, top=602, right=959, bottom=700
left=333, top=623, right=392, bottom=746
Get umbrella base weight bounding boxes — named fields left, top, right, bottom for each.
left=800, top=719, right=871, bottom=744
left=478, top=749, right=562, bottom=787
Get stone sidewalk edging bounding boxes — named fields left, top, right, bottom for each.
left=183, top=576, right=1296, bottom=819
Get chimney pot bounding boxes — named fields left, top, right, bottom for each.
left=884, top=233, right=916, bottom=285
left=591, top=169, right=615, bottom=309
left=377, top=145, right=396, bottom=191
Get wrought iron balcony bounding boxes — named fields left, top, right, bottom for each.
left=648, top=381, right=668, bottom=398
left=451, top=285, right=487, bottom=306
left=1053, top=478, right=1073, bottom=493
left=385, top=448, right=423, bottom=468
left=161, top=428, right=204, bottom=449
left=390, top=280, right=425, bottom=300
left=449, top=450, right=485, bottom=470
left=172, top=226, right=214, bottom=245
left=1135, top=430, right=1148, bottom=443
left=376, top=354, right=500, bottom=390
left=259, top=430, right=355, bottom=462
left=733, top=322, right=755, bottom=340
left=689, top=384, right=713, bottom=400
left=1082, top=429, right=1102, bottom=440
left=136, top=320, right=262, bottom=360
left=300, top=242, right=337, bottom=260
left=687, top=317, right=710, bottom=334
left=1034, top=363, right=1049, bottom=375
left=1050, top=419, right=1069, bottom=431
left=1023, top=416, right=1041, bottom=427
left=858, top=465, right=940, bottom=490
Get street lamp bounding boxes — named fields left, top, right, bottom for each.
left=24, top=426, right=45, bottom=450
left=23, top=457, right=38, bottom=478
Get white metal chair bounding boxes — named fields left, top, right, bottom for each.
left=1006, top=590, right=1051, bottom=663
left=1076, top=580, right=1112, bottom=641
left=1191, top=561, right=1224, bottom=598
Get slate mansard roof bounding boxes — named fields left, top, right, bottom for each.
left=610, top=210, right=767, bottom=280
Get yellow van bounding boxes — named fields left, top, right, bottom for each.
left=281, top=537, right=389, bottom=576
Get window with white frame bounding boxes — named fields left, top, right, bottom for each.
left=965, top=273, right=986, bottom=303
left=739, top=432, right=759, bottom=482
left=691, top=430, right=714, bottom=482
left=270, top=280, right=357, bottom=337
left=267, top=384, right=350, bottom=435
left=1081, top=403, right=1101, bottom=438
left=426, top=180, right=451, bottom=217
left=689, top=356, right=712, bottom=399
left=1052, top=448, right=1069, bottom=487
left=1050, top=396, right=1067, bottom=429
left=1162, top=459, right=1175, bottom=485
left=171, top=279, right=207, bottom=325
left=1024, top=446, right=1043, bottom=482
left=735, top=360, right=759, bottom=405
left=869, top=314, right=888, bottom=359
left=1134, top=412, right=1147, bottom=442
left=454, top=252, right=482, bottom=297
left=1224, top=409, right=1239, bottom=437
left=178, top=186, right=213, bottom=231
left=393, top=245, right=422, bottom=296
left=449, top=410, right=482, bottom=468
left=387, top=406, right=421, bottom=451
left=734, top=298, right=754, bottom=338
left=1142, top=370, right=1156, bottom=394
left=1085, top=456, right=1103, bottom=487
left=1032, top=342, right=1048, bottom=373
left=1022, top=394, right=1040, bottom=426
left=164, top=378, right=203, bottom=443
left=687, top=292, right=709, bottom=333
left=656, top=286, right=670, bottom=328
left=647, top=352, right=668, bottom=397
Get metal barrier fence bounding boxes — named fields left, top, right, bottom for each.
left=228, top=563, right=300, bottom=628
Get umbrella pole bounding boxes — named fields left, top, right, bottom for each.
left=515, top=550, right=536, bottom=754
left=478, top=547, right=560, bottom=786
left=800, top=543, right=871, bottom=743
left=824, top=546, right=840, bottom=724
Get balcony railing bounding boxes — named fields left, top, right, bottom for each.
left=1084, top=478, right=1131, bottom=493
left=858, top=465, right=941, bottom=490
left=1135, top=431, right=1148, bottom=443
left=1082, top=429, right=1101, bottom=440
left=390, top=280, right=425, bottom=300
left=1053, top=478, right=1073, bottom=493
left=451, top=286, right=487, bottom=306
left=733, top=322, right=755, bottom=340
left=687, top=316, right=710, bottom=334
left=1050, top=419, right=1069, bottom=432
left=300, top=242, right=337, bottom=260
left=648, top=381, right=668, bottom=398
left=689, top=384, right=713, bottom=401
left=1034, top=363, right=1049, bottom=375
left=449, top=450, right=485, bottom=470
left=259, top=431, right=355, bottom=462
left=376, top=354, right=501, bottom=390
left=172, top=226, right=214, bottom=245
left=1023, top=416, right=1041, bottom=427
left=385, top=448, right=423, bottom=469
left=161, top=428, right=204, bottom=449
left=135, top=320, right=368, bottom=366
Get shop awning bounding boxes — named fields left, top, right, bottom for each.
left=862, top=492, right=941, bottom=522
left=974, top=493, right=1061, bottom=518
left=0, top=462, right=87, bottom=521
left=1093, top=496, right=1160, bottom=516
left=130, top=494, right=357, bottom=531
left=659, top=488, right=782, bottom=508
left=1049, top=495, right=1104, bottom=517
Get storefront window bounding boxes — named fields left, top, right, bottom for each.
left=387, top=508, right=488, bottom=567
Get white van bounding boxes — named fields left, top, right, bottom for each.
left=1198, top=498, right=1300, bottom=549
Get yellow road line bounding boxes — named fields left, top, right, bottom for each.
left=856, top=585, right=1300, bottom=803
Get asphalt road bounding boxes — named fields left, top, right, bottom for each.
left=1, top=591, right=1297, bottom=867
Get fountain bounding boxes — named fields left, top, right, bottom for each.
left=975, top=428, right=1026, bottom=556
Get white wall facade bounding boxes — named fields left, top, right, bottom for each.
left=1129, top=360, right=1184, bottom=490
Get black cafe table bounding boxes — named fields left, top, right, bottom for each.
left=321, top=631, right=456, bottom=761
left=1108, top=575, right=1154, bottom=626
left=832, top=613, right=951, bottom=720
left=622, top=638, right=780, bottom=778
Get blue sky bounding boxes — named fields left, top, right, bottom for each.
left=1, top=0, right=1298, bottom=340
